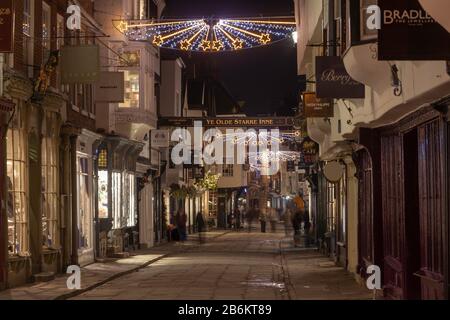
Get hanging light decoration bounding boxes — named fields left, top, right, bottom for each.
left=113, top=17, right=296, bottom=52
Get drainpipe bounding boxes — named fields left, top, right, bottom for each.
left=0, top=54, right=4, bottom=97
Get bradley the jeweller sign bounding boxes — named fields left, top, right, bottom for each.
left=0, top=0, right=14, bottom=53
left=378, top=0, right=450, bottom=60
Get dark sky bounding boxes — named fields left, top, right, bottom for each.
left=161, top=0, right=298, bottom=116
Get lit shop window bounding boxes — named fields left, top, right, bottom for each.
left=124, top=173, right=136, bottom=227
left=98, top=170, right=109, bottom=219
left=6, top=107, right=29, bottom=255
left=42, top=2, right=51, bottom=63
left=23, top=0, right=34, bottom=77
left=208, top=191, right=217, bottom=216
left=41, top=125, right=59, bottom=249
left=78, top=157, right=91, bottom=248
left=120, top=70, right=140, bottom=108
left=327, top=182, right=336, bottom=233
left=112, top=172, right=123, bottom=229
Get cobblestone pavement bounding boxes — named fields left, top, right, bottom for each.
left=70, top=226, right=372, bottom=300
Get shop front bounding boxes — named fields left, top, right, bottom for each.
left=356, top=102, right=449, bottom=300
left=0, top=98, right=15, bottom=289
left=96, top=137, right=143, bottom=258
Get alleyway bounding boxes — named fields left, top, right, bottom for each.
left=0, top=226, right=372, bottom=300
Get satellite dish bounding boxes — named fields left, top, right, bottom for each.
left=323, top=161, right=344, bottom=182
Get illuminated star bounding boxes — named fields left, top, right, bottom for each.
left=212, top=40, right=224, bottom=51
left=116, top=20, right=128, bottom=33
left=180, top=39, right=191, bottom=50
left=153, top=35, right=164, bottom=46
left=259, top=33, right=271, bottom=44
left=232, top=38, right=244, bottom=50
left=199, top=40, right=211, bottom=51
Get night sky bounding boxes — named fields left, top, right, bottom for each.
left=161, top=0, right=298, bottom=116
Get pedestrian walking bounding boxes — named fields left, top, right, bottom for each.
left=235, top=208, right=242, bottom=231
left=259, top=210, right=267, bottom=233
left=269, top=208, right=278, bottom=233
left=196, top=212, right=206, bottom=243
left=283, top=208, right=292, bottom=236
left=292, top=210, right=303, bottom=247
left=246, top=208, right=255, bottom=233
left=176, top=209, right=187, bottom=242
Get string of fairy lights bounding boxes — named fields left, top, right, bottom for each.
left=114, top=17, right=296, bottom=52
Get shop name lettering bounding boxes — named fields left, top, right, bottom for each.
left=366, top=5, right=435, bottom=30
left=320, top=69, right=359, bottom=86
left=206, top=119, right=275, bottom=126
left=0, top=7, right=11, bottom=25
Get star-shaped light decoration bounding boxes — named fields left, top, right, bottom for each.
left=199, top=40, right=211, bottom=51
left=115, top=20, right=129, bottom=33
left=153, top=35, right=164, bottom=46
left=180, top=39, right=192, bottom=50
left=232, top=38, right=244, bottom=50
left=212, top=40, right=224, bottom=51
left=259, top=33, right=271, bottom=44
left=117, top=17, right=296, bottom=52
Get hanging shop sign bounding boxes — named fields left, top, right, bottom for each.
left=323, top=161, right=344, bottom=183
left=0, top=0, right=14, bottom=53
left=315, top=56, right=365, bottom=99
left=158, top=117, right=295, bottom=129
left=61, top=45, right=100, bottom=84
left=378, top=0, right=450, bottom=60
left=303, top=92, right=334, bottom=118
left=150, top=129, right=170, bottom=148
left=94, top=72, right=125, bottom=103
left=298, top=137, right=319, bottom=168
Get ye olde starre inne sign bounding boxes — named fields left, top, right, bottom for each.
left=0, top=0, right=14, bottom=53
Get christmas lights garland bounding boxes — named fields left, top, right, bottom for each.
left=114, top=17, right=296, bottom=52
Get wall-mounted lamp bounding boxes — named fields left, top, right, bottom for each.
left=390, top=64, right=403, bottom=96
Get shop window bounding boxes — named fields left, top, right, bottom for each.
left=6, top=105, right=29, bottom=255
left=56, top=14, right=64, bottom=91
left=327, top=182, right=337, bottom=233
left=98, top=170, right=109, bottom=219
left=98, top=148, right=108, bottom=169
left=222, top=164, right=234, bottom=177
left=120, top=70, right=140, bottom=108
left=23, top=0, right=34, bottom=77
left=42, top=2, right=51, bottom=64
left=125, top=173, right=136, bottom=227
left=41, top=124, right=59, bottom=249
left=208, top=191, right=217, bottom=216
left=78, top=157, right=91, bottom=249
left=112, top=172, right=123, bottom=229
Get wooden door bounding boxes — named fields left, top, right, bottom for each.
left=416, top=118, right=446, bottom=299
left=381, top=134, right=406, bottom=299
left=355, top=149, right=375, bottom=275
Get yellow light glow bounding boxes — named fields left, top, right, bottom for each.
left=215, top=25, right=244, bottom=50
left=225, top=19, right=296, bottom=25
left=153, top=23, right=204, bottom=46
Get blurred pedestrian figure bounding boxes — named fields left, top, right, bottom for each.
left=246, top=208, right=255, bottom=233
left=269, top=208, right=278, bottom=233
left=259, top=210, right=267, bottom=233
left=176, top=209, right=187, bottom=242
left=196, top=212, right=206, bottom=243
left=284, top=208, right=292, bottom=236
left=292, top=210, right=303, bottom=247
left=234, top=208, right=241, bottom=231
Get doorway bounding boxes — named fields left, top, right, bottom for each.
left=403, top=129, right=421, bottom=299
